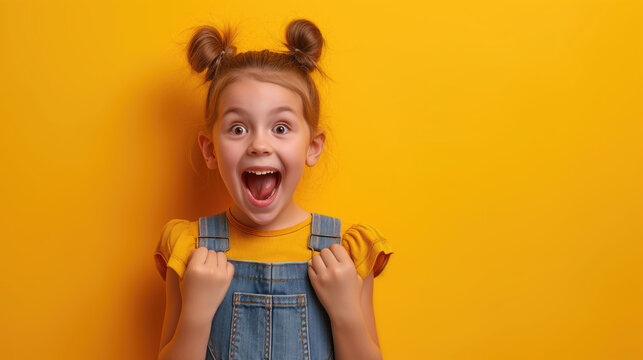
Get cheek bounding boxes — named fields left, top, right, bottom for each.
left=215, top=142, right=240, bottom=175
left=284, top=145, right=308, bottom=178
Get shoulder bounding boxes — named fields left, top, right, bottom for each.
left=340, top=222, right=393, bottom=279
left=154, top=219, right=199, bottom=281
left=161, top=219, right=197, bottom=245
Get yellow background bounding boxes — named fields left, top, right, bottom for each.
left=1, top=0, right=642, bottom=359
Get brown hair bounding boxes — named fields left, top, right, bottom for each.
left=186, top=19, right=328, bottom=138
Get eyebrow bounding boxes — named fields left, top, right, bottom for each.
left=221, top=105, right=296, bottom=118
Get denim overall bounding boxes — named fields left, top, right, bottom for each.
left=197, top=212, right=341, bottom=360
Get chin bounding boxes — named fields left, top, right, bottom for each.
left=249, top=213, right=277, bottom=225
left=236, top=202, right=280, bottom=225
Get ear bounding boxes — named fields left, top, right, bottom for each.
left=198, top=131, right=218, bottom=170
left=306, top=129, right=326, bottom=167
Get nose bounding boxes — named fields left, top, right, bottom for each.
left=247, top=131, right=272, bottom=156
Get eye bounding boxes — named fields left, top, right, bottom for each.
left=230, top=124, right=247, bottom=135
left=273, top=123, right=289, bottom=135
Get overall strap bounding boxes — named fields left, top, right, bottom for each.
left=196, top=211, right=230, bottom=252
left=308, top=213, right=342, bottom=253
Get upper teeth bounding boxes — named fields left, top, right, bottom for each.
left=246, top=170, right=276, bottom=175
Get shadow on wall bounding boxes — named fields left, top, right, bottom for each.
left=128, top=68, right=232, bottom=359
left=152, top=69, right=233, bottom=220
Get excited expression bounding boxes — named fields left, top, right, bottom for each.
left=199, top=75, right=324, bottom=229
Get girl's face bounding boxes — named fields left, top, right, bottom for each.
left=201, top=76, right=324, bottom=229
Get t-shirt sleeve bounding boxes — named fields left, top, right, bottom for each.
left=341, top=223, right=393, bottom=279
left=153, top=219, right=196, bottom=281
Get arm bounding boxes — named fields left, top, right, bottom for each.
left=308, top=244, right=383, bottom=360
left=329, top=271, right=382, bottom=360
left=157, top=268, right=212, bottom=360
left=158, top=248, right=234, bottom=360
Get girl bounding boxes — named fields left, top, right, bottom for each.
left=154, top=19, right=393, bottom=360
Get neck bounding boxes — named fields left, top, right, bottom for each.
left=229, top=201, right=311, bottom=231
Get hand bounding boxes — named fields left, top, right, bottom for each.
left=180, top=247, right=234, bottom=320
left=308, top=243, right=363, bottom=320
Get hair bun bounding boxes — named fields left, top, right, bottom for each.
left=187, top=25, right=237, bottom=82
left=283, top=19, right=324, bottom=73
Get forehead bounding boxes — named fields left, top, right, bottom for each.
left=217, top=76, right=304, bottom=118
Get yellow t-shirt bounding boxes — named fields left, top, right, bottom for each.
left=154, top=209, right=393, bottom=281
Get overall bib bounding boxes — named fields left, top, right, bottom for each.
left=197, top=212, right=341, bottom=360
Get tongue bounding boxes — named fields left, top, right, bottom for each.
left=246, top=172, right=277, bottom=200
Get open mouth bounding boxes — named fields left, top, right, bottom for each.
left=242, top=169, right=282, bottom=202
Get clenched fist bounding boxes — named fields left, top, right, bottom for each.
left=307, top=243, right=363, bottom=321
left=180, top=247, right=234, bottom=320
